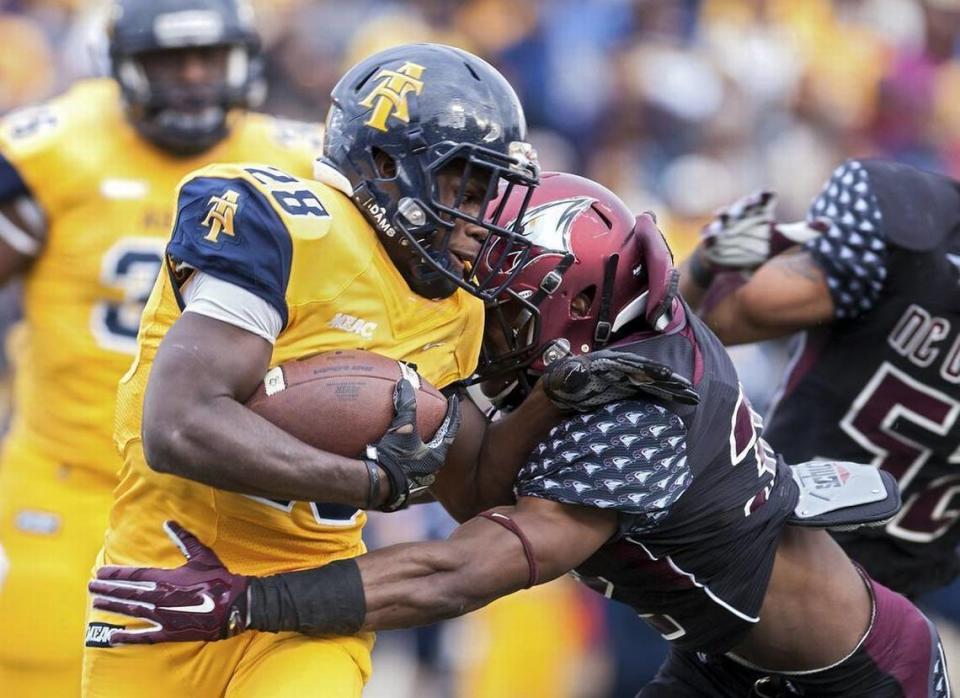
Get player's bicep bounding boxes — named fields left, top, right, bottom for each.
left=511, top=497, right=616, bottom=580
left=739, top=250, right=834, bottom=326
left=445, top=498, right=615, bottom=594
left=705, top=250, right=834, bottom=344
left=144, top=312, right=273, bottom=428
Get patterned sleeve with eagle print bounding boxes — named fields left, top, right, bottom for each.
left=515, top=400, right=691, bottom=533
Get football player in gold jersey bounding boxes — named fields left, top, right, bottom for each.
left=0, top=0, right=323, bottom=693
left=81, top=43, right=546, bottom=697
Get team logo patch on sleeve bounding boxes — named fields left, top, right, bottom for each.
left=85, top=622, right=125, bottom=648
left=202, top=189, right=241, bottom=244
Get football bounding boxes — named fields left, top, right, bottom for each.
left=245, top=349, right=449, bottom=458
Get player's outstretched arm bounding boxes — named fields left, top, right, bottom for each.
left=680, top=160, right=908, bottom=345
left=354, top=497, right=614, bottom=630
left=89, top=497, right=616, bottom=644
left=142, top=312, right=391, bottom=508
left=685, top=249, right=835, bottom=345
left=431, top=382, right=565, bottom=522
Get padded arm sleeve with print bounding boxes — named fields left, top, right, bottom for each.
left=515, top=400, right=691, bottom=534
left=802, top=160, right=889, bottom=320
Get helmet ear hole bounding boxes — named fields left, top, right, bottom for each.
left=573, top=285, right=596, bottom=318
left=570, top=293, right=591, bottom=319
left=372, top=148, right=397, bottom=179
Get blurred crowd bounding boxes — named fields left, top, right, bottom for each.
left=4, top=0, right=960, bottom=695
left=9, top=0, right=960, bottom=255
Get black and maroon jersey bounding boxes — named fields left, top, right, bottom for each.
left=765, top=159, right=960, bottom=597
left=514, top=309, right=799, bottom=654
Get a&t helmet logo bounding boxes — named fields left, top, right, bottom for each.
left=202, top=189, right=240, bottom=243
left=358, top=61, right=426, bottom=132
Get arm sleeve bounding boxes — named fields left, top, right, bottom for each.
left=182, top=270, right=283, bottom=344
left=0, top=152, right=30, bottom=202
left=0, top=151, right=43, bottom=255
left=166, top=176, right=293, bottom=327
left=515, top=400, right=691, bottom=533
left=803, top=160, right=888, bottom=320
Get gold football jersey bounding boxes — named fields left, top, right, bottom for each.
left=106, top=163, right=483, bottom=574
left=0, top=78, right=323, bottom=477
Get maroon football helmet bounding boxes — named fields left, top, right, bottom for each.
left=476, top=172, right=680, bottom=399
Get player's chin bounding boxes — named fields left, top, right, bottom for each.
left=446, top=253, right=466, bottom=278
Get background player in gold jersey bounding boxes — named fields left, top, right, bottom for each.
left=82, top=43, right=548, bottom=697
left=0, top=0, right=323, bottom=693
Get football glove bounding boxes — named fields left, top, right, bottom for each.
left=367, top=379, right=461, bottom=512
left=701, top=191, right=823, bottom=271
left=543, top=349, right=700, bottom=412
left=88, top=521, right=250, bottom=645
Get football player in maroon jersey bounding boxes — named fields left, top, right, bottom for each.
left=89, top=173, right=949, bottom=697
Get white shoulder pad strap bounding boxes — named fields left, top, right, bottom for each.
left=788, top=460, right=901, bottom=531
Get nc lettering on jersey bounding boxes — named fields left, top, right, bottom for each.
left=328, top=312, right=377, bottom=339
left=888, top=303, right=960, bottom=383
left=359, top=61, right=426, bottom=132
left=202, top=189, right=241, bottom=244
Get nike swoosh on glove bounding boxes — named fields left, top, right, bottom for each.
left=88, top=521, right=249, bottom=645
left=542, top=349, right=700, bottom=412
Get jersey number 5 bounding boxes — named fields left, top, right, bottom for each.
left=841, top=362, right=960, bottom=542
left=91, top=238, right=165, bottom=354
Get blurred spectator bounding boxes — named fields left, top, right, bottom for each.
left=0, top=13, right=56, bottom=110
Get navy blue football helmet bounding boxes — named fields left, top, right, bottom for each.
left=108, top=0, right=262, bottom=155
left=320, top=43, right=540, bottom=300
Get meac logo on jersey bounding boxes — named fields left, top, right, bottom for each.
left=202, top=189, right=241, bottom=243
left=359, top=61, right=426, bottom=132
left=329, top=312, right=378, bottom=339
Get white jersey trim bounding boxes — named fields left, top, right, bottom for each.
left=182, top=270, right=282, bottom=344
left=625, top=536, right=760, bottom=623
left=0, top=197, right=43, bottom=256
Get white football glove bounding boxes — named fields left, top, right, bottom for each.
left=701, top=191, right=823, bottom=271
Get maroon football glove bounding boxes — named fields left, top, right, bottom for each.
left=88, top=521, right=250, bottom=645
